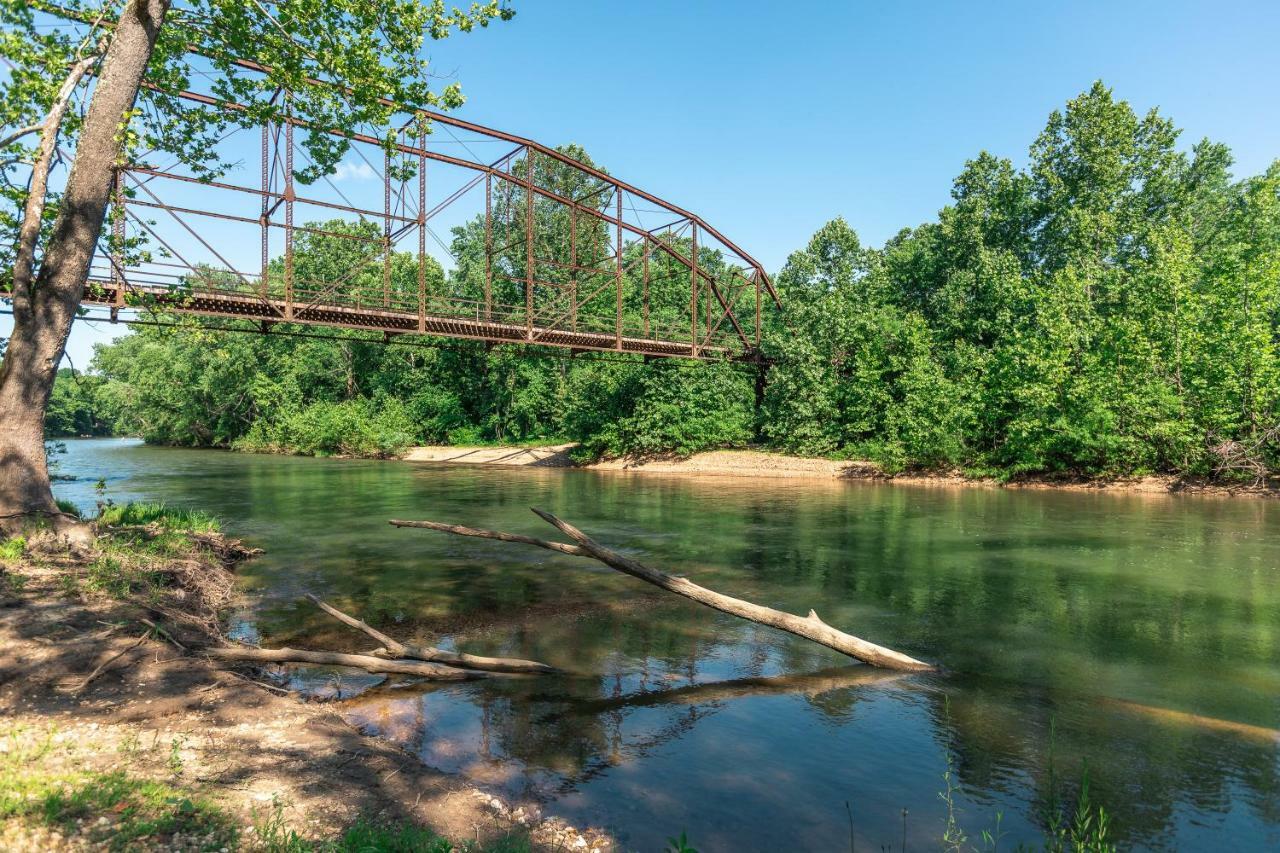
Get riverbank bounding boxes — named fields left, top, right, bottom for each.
left=0, top=518, right=606, bottom=852
left=403, top=444, right=1280, bottom=498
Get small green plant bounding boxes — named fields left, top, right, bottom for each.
left=57, top=568, right=80, bottom=596
left=665, top=830, right=699, bottom=853
left=0, top=536, right=28, bottom=595
left=939, top=760, right=967, bottom=852
left=1, top=570, right=27, bottom=595
left=94, top=476, right=113, bottom=515
left=55, top=498, right=82, bottom=518
left=1039, top=722, right=1115, bottom=853
left=117, top=730, right=141, bottom=760
left=937, top=697, right=967, bottom=852
left=252, top=794, right=311, bottom=852
left=978, top=811, right=1005, bottom=853
left=0, top=536, right=26, bottom=563
left=333, top=816, right=457, bottom=852
left=84, top=555, right=137, bottom=599
left=167, top=735, right=186, bottom=775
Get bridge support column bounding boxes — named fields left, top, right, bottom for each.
left=690, top=223, right=699, bottom=357
left=283, top=118, right=295, bottom=321
left=524, top=148, right=535, bottom=341
left=417, top=129, right=427, bottom=333
left=615, top=187, right=623, bottom=351
left=484, top=172, right=492, bottom=322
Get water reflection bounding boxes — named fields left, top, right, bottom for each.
left=53, top=440, right=1280, bottom=851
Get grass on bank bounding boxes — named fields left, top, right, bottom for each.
left=0, top=501, right=232, bottom=617
left=95, top=501, right=220, bottom=534
left=70, top=502, right=224, bottom=602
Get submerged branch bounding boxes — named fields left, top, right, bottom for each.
left=305, top=593, right=560, bottom=675
left=544, top=665, right=912, bottom=718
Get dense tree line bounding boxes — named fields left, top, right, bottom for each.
left=764, top=83, right=1279, bottom=478
left=44, top=369, right=115, bottom=437
left=70, top=84, right=1280, bottom=479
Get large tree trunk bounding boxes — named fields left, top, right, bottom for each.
left=0, top=0, right=169, bottom=534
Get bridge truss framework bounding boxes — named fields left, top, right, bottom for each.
left=22, top=57, right=781, bottom=362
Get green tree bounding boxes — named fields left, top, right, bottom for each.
left=44, top=369, right=114, bottom=437
left=567, top=358, right=754, bottom=461
left=0, top=0, right=513, bottom=532
left=765, top=83, right=1279, bottom=480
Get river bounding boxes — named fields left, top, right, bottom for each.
left=52, top=438, right=1280, bottom=851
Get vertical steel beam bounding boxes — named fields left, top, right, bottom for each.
left=260, top=123, right=269, bottom=301
left=524, top=148, right=535, bottom=339
left=615, top=187, right=623, bottom=350
left=283, top=117, right=294, bottom=320
left=690, top=222, right=699, bottom=356
left=383, top=143, right=392, bottom=309
left=417, top=135, right=427, bottom=333
left=642, top=238, right=650, bottom=338
left=110, top=166, right=125, bottom=320
left=754, top=269, right=762, bottom=348
left=569, top=205, right=577, bottom=332
left=705, top=270, right=712, bottom=345
left=484, top=172, right=492, bottom=321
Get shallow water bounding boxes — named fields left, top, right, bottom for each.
left=54, top=438, right=1280, bottom=851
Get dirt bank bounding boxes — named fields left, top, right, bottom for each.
left=0, top=528, right=606, bottom=851
left=402, top=444, right=577, bottom=467
left=403, top=444, right=1280, bottom=499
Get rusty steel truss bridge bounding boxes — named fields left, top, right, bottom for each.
left=13, top=58, right=781, bottom=361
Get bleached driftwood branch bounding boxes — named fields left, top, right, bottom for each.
left=390, top=510, right=934, bottom=672
left=205, top=646, right=486, bottom=680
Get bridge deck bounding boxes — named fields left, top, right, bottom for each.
left=22, top=280, right=738, bottom=359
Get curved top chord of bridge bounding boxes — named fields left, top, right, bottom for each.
left=46, top=63, right=781, bottom=361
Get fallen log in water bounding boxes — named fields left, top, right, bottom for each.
left=305, top=594, right=560, bottom=675
left=1101, top=697, right=1280, bottom=744
left=389, top=509, right=935, bottom=672
left=205, top=646, right=487, bottom=680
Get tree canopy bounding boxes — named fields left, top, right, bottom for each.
left=71, top=83, right=1280, bottom=481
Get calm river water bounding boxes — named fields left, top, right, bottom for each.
left=53, top=438, right=1280, bottom=851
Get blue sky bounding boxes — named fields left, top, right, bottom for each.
left=15, top=0, right=1280, bottom=367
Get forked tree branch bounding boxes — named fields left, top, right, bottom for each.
left=390, top=510, right=935, bottom=672
left=305, top=593, right=560, bottom=674
left=9, top=48, right=105, bottom=319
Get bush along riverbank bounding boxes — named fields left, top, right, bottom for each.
left=66, top=83, right=1280, bottom=486
left=0, top=504, right=570, bottom=852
